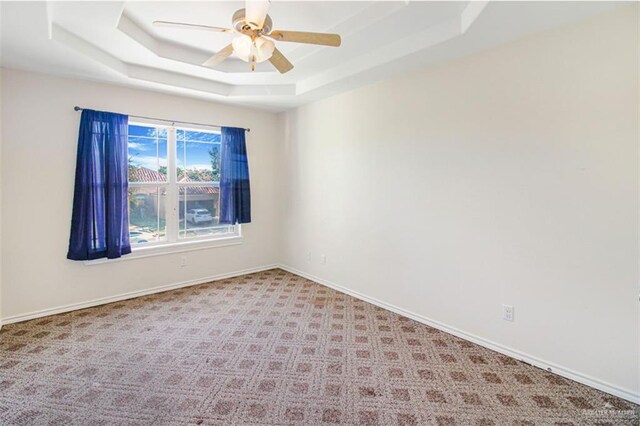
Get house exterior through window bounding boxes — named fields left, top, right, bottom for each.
left=127, top=122, right=238, bottom=247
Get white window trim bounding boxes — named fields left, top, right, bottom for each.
left=84, top=120, right=242, bottom=265
left=83, top=231, right=243, bottom=265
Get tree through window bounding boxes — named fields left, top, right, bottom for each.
left=127, top=123, right=238, bottom=246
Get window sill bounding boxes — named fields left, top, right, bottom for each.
left=83, top=235, right=243, bottom=266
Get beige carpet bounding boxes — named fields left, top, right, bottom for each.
left=0, top=269, right=637, bottom=425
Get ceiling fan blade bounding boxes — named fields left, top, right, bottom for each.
left=202, top=44, right=234, bottom=68
left=153, top=21, right=232, bottom=33
left=245, top=0, right=270, bottom=29
left=269, top=30, right=341, bottom=47
left=269, top=47, right=294, bottom=74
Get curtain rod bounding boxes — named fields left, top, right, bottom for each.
left=73, top=106, right=250, bottom=132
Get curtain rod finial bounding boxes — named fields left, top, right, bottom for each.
left=74, top=106, right=82, bottom=111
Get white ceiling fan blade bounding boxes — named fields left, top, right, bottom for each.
left=269, top=47, right=294, bottom=74
left=245, top=0, right=270, bottom=29
left=154, top=21, right=232, bottom=33
left=203, top=44, right=234, bottom=68
left=269, top=30, right=341, bottom=47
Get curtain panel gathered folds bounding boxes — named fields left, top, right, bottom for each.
left=219, top=127, right=251, bottom=225
left=67, top=109, right=131, bottom=261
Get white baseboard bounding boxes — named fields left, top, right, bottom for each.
left=2, top=262, right=637, bottom=404
left=0, top=264, right=279, bottom=326
left=278, top=264, right=640, bottom=405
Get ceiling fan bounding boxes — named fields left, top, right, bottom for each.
left=153, top=0, right=342, bottom=74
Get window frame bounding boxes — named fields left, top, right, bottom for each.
left=126, top=120, right=241, bottom=255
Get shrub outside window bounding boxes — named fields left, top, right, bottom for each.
left=127, top=122, right=238, bottom=248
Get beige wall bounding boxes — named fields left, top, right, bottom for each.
left=0, top=69, right=282, bottom=321
left=1, top=3, right=637, bottom=404
left=0, top=66, right=3, bottom=330
left=280, top=5, right=639, bottom=401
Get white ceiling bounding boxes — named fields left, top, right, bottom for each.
left=0, top=1, right=628, bottom=111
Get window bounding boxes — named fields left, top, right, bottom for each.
left=127, top=122, right=239, bottom=249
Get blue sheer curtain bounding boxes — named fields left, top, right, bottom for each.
left=219, top=127, right=251, bottom=224
left=67, top=109, right=131, bottom=260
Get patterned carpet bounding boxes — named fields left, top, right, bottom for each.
left=0, top=269, right=637, bottom=425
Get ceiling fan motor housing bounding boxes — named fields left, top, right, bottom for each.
left=233, top=8, right=273, bottom=33
left=155, top=4, right=340, bottom=74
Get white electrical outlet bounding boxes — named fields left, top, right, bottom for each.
left=180, top=256, right=187, bottom=267
left=502, top=304, right=514, bottom=322
left=306, top=251, right=312, bottom=263
left=321, top=254, right=326, bottom=265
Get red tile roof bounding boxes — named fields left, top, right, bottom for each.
left=130, top=166, right=166, bottom=182
left=129, top=167, right=219, bottom=195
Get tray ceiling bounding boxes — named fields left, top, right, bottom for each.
left=0, top=1, right=626, bottom=111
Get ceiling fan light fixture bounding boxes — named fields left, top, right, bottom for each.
left=232, top=35, right=252, bottom=62
left=253, top=36, right=275, bottom=63
left=232, top=35, right=275, bottom=64
left=159, top=0, right=341, bottom=74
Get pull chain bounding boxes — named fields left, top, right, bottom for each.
left=251, top=36, right=257, bottom=72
